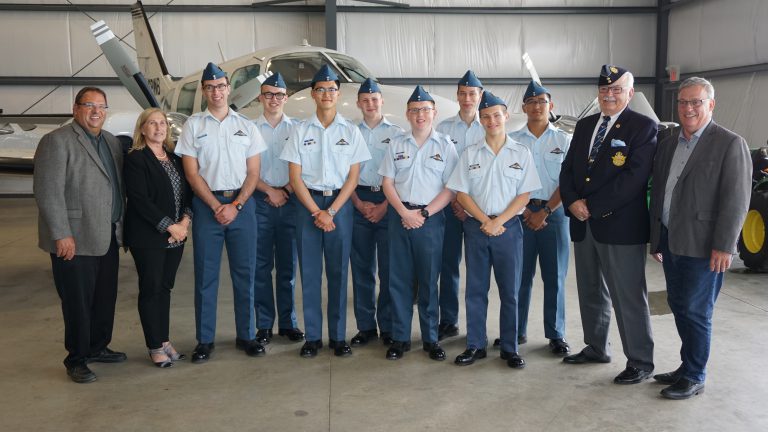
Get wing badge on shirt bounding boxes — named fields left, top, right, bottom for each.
left=381, top=138, right=391, bottom=144
left=430, top=153, right=444, bottom=162
left=550, top=147, right=565, bottom=154
left=509, top=162, right=522, bottom=170
left=234, top=130, right=248, bottom=137
left=336, top=139, right=350, bottom=146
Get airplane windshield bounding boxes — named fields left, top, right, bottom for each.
left=325, top=53, right=376, bottom=83
left=267, top=52, right=330, bottom=96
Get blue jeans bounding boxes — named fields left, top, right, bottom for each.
left=519, top=205, right=569, bottom=340
left=660, top=227, right=723, bottom=383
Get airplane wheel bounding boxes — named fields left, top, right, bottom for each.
left=739, top=190, right=768, bottom=271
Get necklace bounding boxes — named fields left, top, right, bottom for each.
left=150, top=147, right=167, bottom=160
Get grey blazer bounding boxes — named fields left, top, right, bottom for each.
left=649, top=121, right=752, bottom=258
left=34, top=122, right=125, bottom=256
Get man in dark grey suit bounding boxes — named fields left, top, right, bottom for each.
left=649, top=77, right=751, bottom=400
left=34, top=87, right=127, bottom=383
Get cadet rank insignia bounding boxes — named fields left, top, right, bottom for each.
left=509, top=162, right=522, bottom=170
left=234, top=130, right=247, bottom=137
left=430, top=153, right=444, bottom=162
left=550, top=147, right=564, bottom=154
left=612, top=151, right=626, bottom=167
left=336, top=139, right=349, bottom=146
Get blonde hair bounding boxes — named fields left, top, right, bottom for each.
left=130, top=108, right=175, bottom=153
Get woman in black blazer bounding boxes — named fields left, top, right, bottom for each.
left=124, top=108, right=192, bottom=368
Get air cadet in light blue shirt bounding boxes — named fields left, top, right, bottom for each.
left=447, top=91, right=541, bottom=369
left=435, top=70, right=486, bottom=340
left=349, top=78, right=404, bottom=348
left=280, top=65, right=371, bottom=358
left=175, top=62, right=268, bottom=362
left=379, top=85, right=458, bottom=362
left=508, top=81, right=572, bottom=356
left=251, top=72, right=305, bottom=346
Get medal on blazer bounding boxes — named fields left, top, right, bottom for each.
left=612, top=151, right=626, bottom=167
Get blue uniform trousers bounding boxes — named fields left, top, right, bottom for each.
left=350, top=188, right=391, bottom=334
left=191, top=195, right=257, bottom=344
left=388, top=207, right=445, bottom=344
left=464, top=216, right=523, bottom=353
left=295, top=194, right=353, bottom=342
left=659, top=226, right=722, bottom=383
left=519, top=204, right=569, bottom=340
left=439, top=208, right=463, bottom=326
left=253, top=191, right=299, bottom=330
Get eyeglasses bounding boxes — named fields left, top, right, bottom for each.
left=203, top=83, right=229, bottom=93
left=407, top=107, right=434, bottom=114
left=77, top=102, right=108, bottom=110
left=523, top=99, right=550, bottom=106
left=479, top=112, right=506, bottom=121
left=313, top=87, right=339, bottom=94
left=261, top=92, right=287, bottom=100
left=676, top=98, right=710, bottom=108
left=598, top=86, right=627, bottom=94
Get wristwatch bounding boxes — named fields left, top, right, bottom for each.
left=543, top=206, right=552, bottom=216
left=327, top=207, right=337, bottom=217
left=233, top=201, right=243, bottom=211
left=420, top=208, right=430, bottom=219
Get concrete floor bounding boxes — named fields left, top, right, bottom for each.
left=1, top=196, right=767, bottom=432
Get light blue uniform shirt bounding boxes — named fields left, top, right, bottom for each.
left=447, top=137, right=542, bottom=216
left=357, top=116, right=403, bottom=187
left=280, top=113, right=371, bottom=190
left=378, top=129, right=459, bottom=205
left=254, top=113, right=295, bottom=188
left=175, top=108, right=266, bottom=191
left=508, top=123, right=571, bottom=200
left=436, top=112, right=485, bottom=156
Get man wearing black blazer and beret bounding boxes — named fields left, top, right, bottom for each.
left=559, top=65, right=657, bottom=385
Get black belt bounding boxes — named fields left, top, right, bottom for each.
left=403, top=202, right=427, bottom=210
left=356, top=185, right=382, bottom=192
left=309, top=189, right=340, bottom=197
left=529, top=199, right=548, bottom=207
left=212, top=189, right=240, bottom=198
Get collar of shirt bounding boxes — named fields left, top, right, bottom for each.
left=519, top=122, right=558, bottom=139
left=599, top=106, right=627, bottom=131
left=679, top=119, right=712, bottom=145
left=448, top=111, right=481, bottom=127
left=256, top=113, right=292, bottom=129
left=203, top=107, right=241, bottom=123
left=309, top=112, right=347, bottom=130
left=404, top=128, right=442, bottom=148
left=480, top=136, right=518, bottom=155
left=358, top=115, right=392, bottom=131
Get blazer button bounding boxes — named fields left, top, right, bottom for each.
left=585, top=177, right=590, bottom=182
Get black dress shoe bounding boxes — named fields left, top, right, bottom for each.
left=654, top=367, right=683, bottom=385
left=614, top=366, right=653, bottom=385
left=300, top=340, right=323, bottom=358
left=493, top=336, right=526, bottom=347
left=278, top=327, right=305, bottom=342
left=350, top=329, right=378, bottom=346
left=236, top=338, right=266, bottom=357
left=562, top=349, right=611, bottom=364
left=506, top=352, right=526, bottom=369
left=66, top=364, right=97, bottom=383
left=329, top=339, right=352, bottom=357
left=380, top=332, right=394, bottom=346
left=661, top=378, right=705, bottom=400
left=191, top=343, right=215, bottom=363
left=454, top=348, right=487, bottom=366
left=386, top=341, right=411, bottom=360
left=423, top=342, right=446, bottom=361
left=256, top=329, right=273, bottom=345
left=437, top=323, right=459, bottom=341
left=549, top=338, right=571, bottom=356
left=87, top=347, right=127, bottom=363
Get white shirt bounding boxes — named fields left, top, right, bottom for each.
left=175, top=108, right=266, bottom=191
left=588, top=107, right=627, bottom=156
left=378, top=129, right=459, bottom=205
left=447, top=137, right=541, bottom=216
left=357, top=116, right=404, bottom=187
left=280, top=113, right=371, bottom=190
left=508, top=123, right=571, bottom=200
left=254, top=113, right=296, bottom=188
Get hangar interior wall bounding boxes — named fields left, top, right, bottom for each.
left=0, top=0, right=657, bottom=117
left=667, top=0, right=768, bottom=148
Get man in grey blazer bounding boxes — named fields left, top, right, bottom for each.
left=34, top=87, right=127, bottom=384
left=649, top=77, right=751, bottom=399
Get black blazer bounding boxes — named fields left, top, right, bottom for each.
left=124, top=146, right=192, bottom=249
left=559, top=108, right=657, bottom=245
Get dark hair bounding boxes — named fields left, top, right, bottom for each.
left=312, top=80, right=340, bottom=90
left=75, top=87, right=107, bottom=105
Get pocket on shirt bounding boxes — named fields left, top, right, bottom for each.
left=503, top=167, right=523, bottom=182
left=424, top=157, right=445, bottom=173
left=299, top=143, right=321, bottom=170
left=331, top=143, right=354, bottom=167
left=543, top=152, right=564, bottom=181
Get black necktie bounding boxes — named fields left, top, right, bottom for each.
left=588, top=115, right=611, bottom=166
